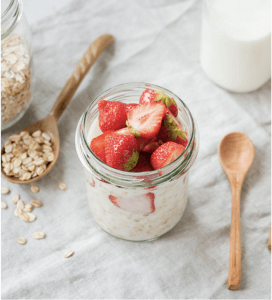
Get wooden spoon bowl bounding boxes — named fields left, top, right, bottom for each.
left=1, top=34, right=114, bottom=185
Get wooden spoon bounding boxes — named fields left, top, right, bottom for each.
left=219, top=132, right=255, bottom=291
left=1, top=34, right=114, bottom=185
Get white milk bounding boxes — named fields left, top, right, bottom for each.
left=200, top=0, right=271, bottom=93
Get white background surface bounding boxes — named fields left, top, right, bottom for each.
left=2, top=0, right=271, bottom=298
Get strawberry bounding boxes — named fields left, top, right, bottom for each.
left=130, top=154, right=153, bottom=172
left=98, top=100, right=127, bottom=132
left=127, top=103, right=166, bottom=139
left=158, top=109, right=188, bottom=147
left=139, top=89, right=178, bottom=117
left=142, top=136, right=163, bottom=153
left=115, top=127, right=150, bottom=152
left=150, top=141, right=185, bottom=170
left=109, top=192, right=155, bottom=215
left=90, top=130, right=115, bottom=163
left=126, top=103, right=138, bottom=114
left=105, top=133, right=139, bottom=171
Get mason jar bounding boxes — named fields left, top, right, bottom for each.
left=1, top=0, right=33, bottom=130
left=75, top=83, right=199, bottom=241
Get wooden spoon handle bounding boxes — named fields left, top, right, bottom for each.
left=228, top=179, right=242, bottom=290
left=49, top=34, right=114, bottom=121
left=268, top=227, right=271, bottom=250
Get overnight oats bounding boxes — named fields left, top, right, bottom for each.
left=75, top=83, right=199, bottom=241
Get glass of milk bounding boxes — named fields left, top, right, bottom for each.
left=200, top=0, right=271, bottom=93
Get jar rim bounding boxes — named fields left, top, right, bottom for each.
left=1, top=0, right=23, bottom=40
left=76, top=82, right=199, bottom=188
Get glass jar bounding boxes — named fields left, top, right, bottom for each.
left=1, top=0, right=33, bottom=130
left=75, top=83, right=199, bottom=241
left=200, top=0, right=271, bottom=93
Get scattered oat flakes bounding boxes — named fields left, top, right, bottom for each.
left=17, top=199, right=24, bottom=209
left=1, top=187, right=10, bottom=194
left=23, top=203, right=33, bottom=212
left=19, top=211, right=30, bottom=222
left=64, top=250, right=74, bottom=258
left=14, top=208, right=19, bottom=217
left=58, top=183, right=67, bottom=190
left=1, top=201, right=8, bottom=209
left=27, top=212, right=36, bottom=222
left=31, top=199, right=42, bottom=207
left=12, top=194, right=20, bottom=204
left=32, top=232, right=45, bottom=239
left=31, top=185, right=39, bottom=193
left=17, top=237, right=27, bottom=245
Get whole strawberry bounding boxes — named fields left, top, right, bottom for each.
left=105, top=133, right=139, bottom=171
left=90, top=130, right=115, bottom=163
left=158, top=109, right=188, bottom=147
left=98, top=100, right=127, bottom=132
left=150, top=141, right=185, bottom=170
left=115, top=127, right=150, bottom=152
left=139, top=89, right=178, bottom=117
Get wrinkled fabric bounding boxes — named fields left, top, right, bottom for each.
left=1, top=0, right=271, bottom=298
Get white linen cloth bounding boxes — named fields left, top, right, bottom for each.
left=1, top=0, right=271, bottom=298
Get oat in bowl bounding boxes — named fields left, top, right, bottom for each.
left=75, top=83, right=199, bottom=241
left=1, top=130, right=54, bottom=181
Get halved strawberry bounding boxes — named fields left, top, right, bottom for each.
left=126, top=103, right=138, bottom=114
left=150, top=141, right=185, bottom=170
left=115, top=128, right=150, bottom=152
left=90, top=130, right=115, bottom=163
left=158, top=109, right=188, bottom=148
left=105, top=133, right=139, bottom=171
left=139, top=89, right=178, bottom=117
left=130, top=153, right=153, bottom=172
left=98, top=100, right=127, bottom=132
left=142, top=136, right=163, bottom=153
left=127, top=103, right=166, bottom=139
left=109, top=192, right=155, bottom=215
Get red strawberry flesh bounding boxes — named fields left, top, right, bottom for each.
left=109, top=193, right=155, bottom=215
left=127, top=103, right=166, bottom=139
left=139, top=89, right=178, bottom=117
left=90, top=130, right=115, bottom=163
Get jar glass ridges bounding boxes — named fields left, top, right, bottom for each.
left=75, top=83, right=199, bottom=241
left=1, top=0, right=33, bottom=130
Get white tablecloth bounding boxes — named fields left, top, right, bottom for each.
left=1, top=0, right=271, bottom=298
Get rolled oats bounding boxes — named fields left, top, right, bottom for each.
left=27, top=212, right=36, bottom=222
left=58, top=183, right=67, bottom=190
left=32, top=232, right=45, bottom=239
left=1, top=201, right=8, bottom=209
left=64, top=250, right=74, bottom=258
left=1, top=33, right=32, bottom=126
left=1, top=187, right=10, bottom=194
left=12, top=194, right=20, bottom=204
left=23, top=203, right=33, bottom=212
left=31, top=199, right=42, bottom=207
left=17, top=237, right=27, bottom=244
left=1, top=130, right=54, bottom=181
left=31, top=185, right=39, bottom=193
left=19, top=211, right=30, bottom=222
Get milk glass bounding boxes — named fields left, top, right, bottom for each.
left=200, top=0, right=271, bottom=93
